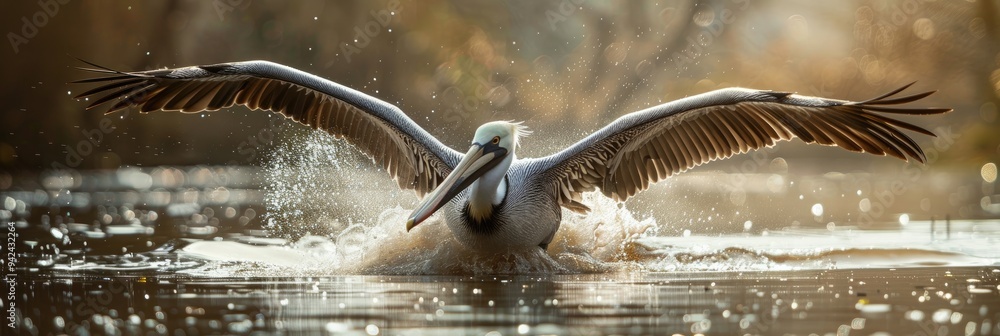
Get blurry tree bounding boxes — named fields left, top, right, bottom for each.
left=0, top=0, right=995, bottom=172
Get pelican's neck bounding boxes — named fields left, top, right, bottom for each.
left=467, top=152, right=514, bottom=222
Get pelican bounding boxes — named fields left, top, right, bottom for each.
left=73, top=60, right=950, bottom=251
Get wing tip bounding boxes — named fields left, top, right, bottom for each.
left=849, top=82, right=951, bottom=116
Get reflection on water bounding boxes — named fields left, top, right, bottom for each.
left=13, top=268, right=1000, bottom=335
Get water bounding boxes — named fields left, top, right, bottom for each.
left=13, top=269, right=1000, bottom=335
left=5, top=132, right=1000, bottom=335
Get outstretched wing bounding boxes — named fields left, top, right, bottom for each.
left=530, top=83, right=950, bottom=212
left=73, top=60, right=462, bottom=196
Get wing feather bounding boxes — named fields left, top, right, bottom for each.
left=532, top=85, right=950, bottom=209
left=73, top=60, right=462, bottom=196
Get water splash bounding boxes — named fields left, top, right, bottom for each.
left=216, top=130, right=659, bottom=275
left=165, top=129, right=1000, bottom=276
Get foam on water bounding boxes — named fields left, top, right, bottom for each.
left=182, top=197, right=655, bottom=275
left=180, top=191, right=659, bottom=275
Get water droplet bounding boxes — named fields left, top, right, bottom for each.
left=811, top=203, right=824, bottom=217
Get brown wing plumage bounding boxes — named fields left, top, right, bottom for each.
left=72, top=60, right=461, bottom=196
left=534, top=83, right=951, bottom=212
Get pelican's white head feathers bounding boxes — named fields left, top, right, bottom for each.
left=473, top=121, right=530, bottom=150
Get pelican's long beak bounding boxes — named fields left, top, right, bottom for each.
left=406, top=142, right=508, bottom=231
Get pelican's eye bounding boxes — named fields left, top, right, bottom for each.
left=491, top=136, right=500, bottom=145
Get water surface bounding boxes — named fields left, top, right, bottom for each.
left=5, top=159, right=1000, bottom=335
left=15, top=268, right=1000, bottom=335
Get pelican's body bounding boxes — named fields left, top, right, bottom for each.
left=439, top=164, right=560, bottom=250
left=73, top=60, right=950, bottom=252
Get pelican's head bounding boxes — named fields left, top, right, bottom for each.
left=406, top=121, right=528, bottom=230
left=469, top=121, right=527, bottom=153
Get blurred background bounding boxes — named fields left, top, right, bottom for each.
left=0, top=0, right=998, bottom=243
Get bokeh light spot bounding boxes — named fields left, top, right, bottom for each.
left=811, top=203, right=824, bottom=217
left=786, top=15, right=809, bottom=41
left=913, top=18, right=936, bottom=40
left=981, top=163, right=997, bottom=183
left=859, top=198, right=872, bottom=212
